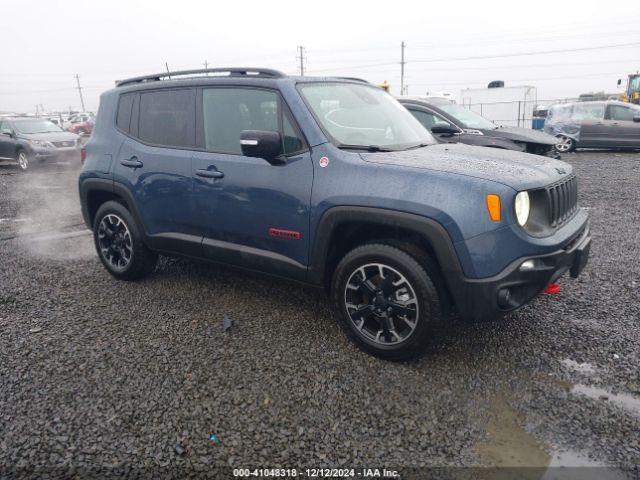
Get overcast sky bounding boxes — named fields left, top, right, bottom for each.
left=2, top=0, right=639, bottom=112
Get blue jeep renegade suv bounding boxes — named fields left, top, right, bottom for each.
left=79, top=68, right=591, bottom=360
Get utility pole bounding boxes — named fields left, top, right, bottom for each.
left=203, top=59, right=209, bottom=75
left=400, top=41, right=406, bottom=96
left=74, top=74, right=86, bottom=112
left=297, top=46, right=306, bottom=76
left=165, top=62, right=171, bottom=79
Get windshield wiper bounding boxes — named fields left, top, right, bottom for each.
left=404, top=142, right=431, bottom=150
left=336, top=143, right=394, bottom=152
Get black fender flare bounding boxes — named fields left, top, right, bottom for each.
left=79, top=178, right=146, bottom=236
left=307, top=206, right=466, bottom=286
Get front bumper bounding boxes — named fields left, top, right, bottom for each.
left=33, top=147, right=81, bottom=162
left=449, top=224, right=591, bottom=322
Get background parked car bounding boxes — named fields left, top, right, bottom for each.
left=0, top=117, right=81, bottom=170
left=400, top=97, right=559, bottom=156
left=63, top=112, right=95, bottom=136
left=544, top=101, right=640, bottom=152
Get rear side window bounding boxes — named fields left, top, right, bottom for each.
left=201, top=88, right=305, bottom=155
left=116, top=93, right=135, bottom=133
left=138, top=89, right=195, bottom=148
left=607, top=105, right=634, bottom=121
left=572, top=103, right=604, bottom=121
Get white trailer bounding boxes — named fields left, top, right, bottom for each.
left=459, top=85, right=537, bottom=128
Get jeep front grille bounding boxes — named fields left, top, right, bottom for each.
left=547, top=175, right=578, bottom=228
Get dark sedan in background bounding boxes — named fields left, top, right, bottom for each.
left=399, top=97, right=559, bottom=157
left=0, top=117, right=81, bottom=171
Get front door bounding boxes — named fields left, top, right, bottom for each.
left=192, top=86, right=312, bottom=281
left=605, top=104, right=640, bottom=147
left=0, top=120, right=17, bottom=160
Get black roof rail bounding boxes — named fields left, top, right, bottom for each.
left=116, top=67, right=287, bottom=87
left=333, top=76, right=370, bottom=84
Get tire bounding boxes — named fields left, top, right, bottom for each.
left=16, top=149, right=29, bottom=171
left=331, top=243, right=442, bottom=361
left=554, top=135, right=576, bottom=153
left=92, top=201, right=158, bottom=280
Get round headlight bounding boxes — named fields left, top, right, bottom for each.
left=514, top=191, right=530, bottom=226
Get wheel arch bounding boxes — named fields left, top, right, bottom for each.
left=308, top=207, right=467, bottom=302
left=80, top=179, right=145, bottom=235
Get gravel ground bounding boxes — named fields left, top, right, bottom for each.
left=0, top=151, right=638, bottom=479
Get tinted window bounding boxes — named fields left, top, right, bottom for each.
left=607, top=105, right=634, bottom=121
left=116, top=93, right=134, bottom=133
left=202, top=88, right=304, bottom=155
left=409, top=108, right=451, bottom=130
left=139, top=89, right=194, bottom=148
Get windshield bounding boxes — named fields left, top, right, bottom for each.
left=13, top=119, right=63, bottom=134
left=437, top=104, right=497, bottom=129
left=298, top=83, right=435, bottom=150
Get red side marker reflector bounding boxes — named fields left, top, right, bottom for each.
left=80, top=147, right=86, bottom=163
left=268, top=228, right=301, bottom=240
left=544, top=283, right=561, bottom=294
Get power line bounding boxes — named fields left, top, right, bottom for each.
left=411, top=41, right=640, bottom=64
left=307, top=41, right=640, bottom=74
left=411, top=70, right=627, bottom=88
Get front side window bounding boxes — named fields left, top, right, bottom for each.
left=607, top=105, right=634, bottom=122
left=298, top=83, right=434, bottom=150
left=139, top=89, right=194, bottom=148
left=409, top=108, right=451, bottom=130
left=202, top=88, right=305, bottom=155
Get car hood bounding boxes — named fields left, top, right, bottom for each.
left=19, top=131, right=79, bottom=142
left=480, top=125, right=557, bottom=145
left=360, top=143, right=572, bottom=191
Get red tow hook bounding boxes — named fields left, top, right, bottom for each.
left=544, top=283, right=561, bottom=294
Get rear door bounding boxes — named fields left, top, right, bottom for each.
left=605, top=104, right=640, bottom=147
left=191, top=86, right=312, bottom=280
left=113, top=88, right=200, bottom=256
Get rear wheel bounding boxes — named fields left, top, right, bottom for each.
left=554, top=135, right=576, bottom=153
left=331, top=243, right=442, bottom=361
left=93, top=201, right=157, bottom=280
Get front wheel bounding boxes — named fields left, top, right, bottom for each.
left=93, top=201, right=158, bottom=280
left=331, top=243, right=442, bottom=361
left=16, top=150, right=29, bottom=171
left=554, top=135, right=576, bottom=153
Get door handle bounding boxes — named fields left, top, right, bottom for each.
left=120, top=157, right=143, bottom=168
left=196, top=168, right=224, bottom=179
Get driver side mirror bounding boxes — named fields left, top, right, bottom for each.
left=431, top=123, right=460, bottom=136
left=240, top=130, right=286, bottom=165
left=1, top=129, right=14, bottom=138
left=633, top=115, right=640, bottom=123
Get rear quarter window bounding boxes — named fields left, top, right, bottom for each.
left=116, top=93, right=135, bottom=133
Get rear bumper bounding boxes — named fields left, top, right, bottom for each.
left=449, top=224, right=591, bottom=322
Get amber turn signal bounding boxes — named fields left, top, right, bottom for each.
left=486, top=194, right=501, bottom=222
